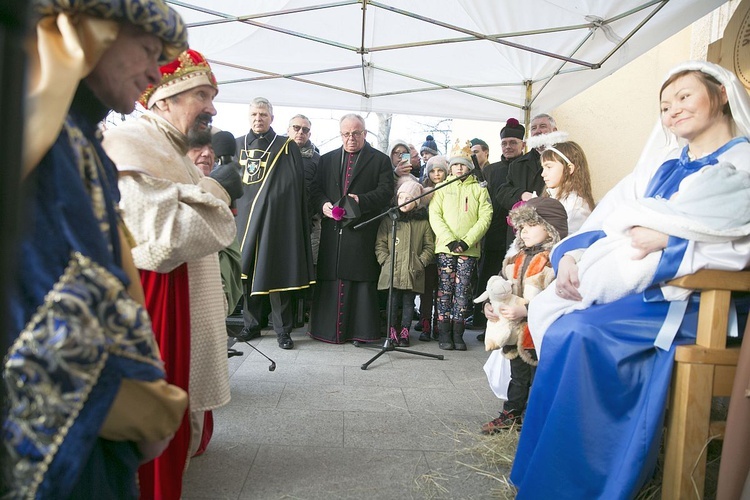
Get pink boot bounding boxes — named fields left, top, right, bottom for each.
left=388, top=327, right=399, bottom=345
left=399, top=327, right=411, bottom=347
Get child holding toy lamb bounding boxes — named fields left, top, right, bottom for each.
left=480, top=197, right=568, bottom=433
left=375, top=180, right=435, bottom=347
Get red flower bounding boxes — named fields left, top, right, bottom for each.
left=332, top=206, right=346, bottom=221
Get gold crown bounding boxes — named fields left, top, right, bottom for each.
left=450, top=139, right=472, bottom=158
left=448, top=139, right=474, bottom=169
left=139, top=49, right=218, bottom=109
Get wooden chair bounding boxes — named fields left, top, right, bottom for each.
left=662, top=269, right=750, bottom=499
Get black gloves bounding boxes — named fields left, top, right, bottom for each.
left=447, top=240, right=469, bottom=253
left=210, top=161, right=244, bottom=201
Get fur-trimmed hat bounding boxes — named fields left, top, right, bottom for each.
left=425, top=155, right=449, bottom=178
left=500, top=118, right=525, bottom=140
left=448, top=140, right=474, bottom=170
left=140, top=49, right=218, bottom=109
left=509, top=197, right=568, bottom=250
left=420, top=135, right=440, bottom=156
left=526, top=131, right=569, bottom=150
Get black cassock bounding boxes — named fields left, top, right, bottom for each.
left=309, top=142, right=393, bottom=343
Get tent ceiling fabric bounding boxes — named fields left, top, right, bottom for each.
left=168, top=0, right=724, bottom=121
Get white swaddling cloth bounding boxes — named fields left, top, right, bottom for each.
left=528, top=162, right=750, bottom=354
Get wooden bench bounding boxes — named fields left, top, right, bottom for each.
left=662, top=269, right=750, bottom=499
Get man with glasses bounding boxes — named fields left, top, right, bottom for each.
left=470, top=119, right=527, bottom=339
left=309, top=114, right=393, bottom=344
left=288, top=114, right=320, bottom=177
left=233, top=98, right=315, bottom=350
left=288, top=114, right=321, bottom=262
left=288, top=114, right=321, bottom=326
left=495, top=113, right=557, bottom=209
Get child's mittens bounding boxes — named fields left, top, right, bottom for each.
left=447, top=240, right=468, bottom=252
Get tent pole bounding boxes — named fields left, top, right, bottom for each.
left=523, top=80, right=532, bottom=152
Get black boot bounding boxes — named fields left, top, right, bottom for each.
left=452, top=320, right=467, bottom=351
left=431, top=317, right=439, bottom=341
left=438, top=320, right=453, bottom=350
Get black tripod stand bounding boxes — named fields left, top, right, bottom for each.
left=356, top=169, right=475, bottom=370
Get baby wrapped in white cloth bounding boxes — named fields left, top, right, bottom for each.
left=528, top=162, right=750, bottom=349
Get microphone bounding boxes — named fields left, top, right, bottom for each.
left=209, top=130, right=244, bottom=201
left=470, top=153, right=486, bottom=185
left=471, top=153, right=480, bottom=170
left=212, top=131, right=236, bottom=165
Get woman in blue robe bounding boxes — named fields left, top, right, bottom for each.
left=510, top=61, right=750, bottom=499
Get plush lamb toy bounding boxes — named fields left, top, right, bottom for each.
left=473, top=275, right=526, bottom=351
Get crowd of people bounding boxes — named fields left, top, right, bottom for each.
left=4, top=0, right=750, bottom=498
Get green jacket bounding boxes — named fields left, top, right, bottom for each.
left=428, top=174, right=493, bottom=258
left=219, top=238, right=243, bottom=314
left=375, top=207, right=435, bottom=293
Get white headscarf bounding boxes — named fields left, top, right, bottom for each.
left=665, top=60, right=750, bottom=139
left=631, top=61, right=750, bottom=180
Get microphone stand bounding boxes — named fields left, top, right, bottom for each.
left=355, top=170, right=474, bottom=370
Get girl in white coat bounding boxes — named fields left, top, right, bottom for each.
left=538, top=140, right=595, bottom=235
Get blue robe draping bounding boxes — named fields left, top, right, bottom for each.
left=4, top=85, right=166, bottom=499
left=510, top=138, right=750, bottom=499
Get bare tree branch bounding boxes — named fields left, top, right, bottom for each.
left=375, top=112, right=392, bottom=153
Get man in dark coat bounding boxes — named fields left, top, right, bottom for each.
left=288, top=113, right=321, bottom=324
left=471, top=118, right=526, bottom=337
left=309, top=113, right=394, bottom=343
left=234, top=97, right=315, bottom=349
left=287, top=113, right=321, bottom=263
left=287, top=113, right=320, bottom=188
left=494, top=113, right=557, bottom=245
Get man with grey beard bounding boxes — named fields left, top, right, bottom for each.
left=103, top=49, right=241, bottom=496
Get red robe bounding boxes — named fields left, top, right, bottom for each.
left=138, top=265, right=191, bottom=500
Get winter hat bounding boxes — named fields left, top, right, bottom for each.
left=420, top=135, right=440, bottom=156
left=470, top=138, right=488, bottom=149
left=448, top=140, right=474, bottom=170
left=397, top=179, right=423, bottom=212
left=388, top=138, right=410, bottom=156
left=509, top=197, right=568, bottom=250
left=500, top=118, right=525, bottom=140
left=425, top=155, right=449, bottom=178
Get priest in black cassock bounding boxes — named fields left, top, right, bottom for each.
left=234, top=97, right=315, bottom=349
left=309, top=114, right=394, bottom=343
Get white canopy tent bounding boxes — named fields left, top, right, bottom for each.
left=167, top=0, right=725, bottom=121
